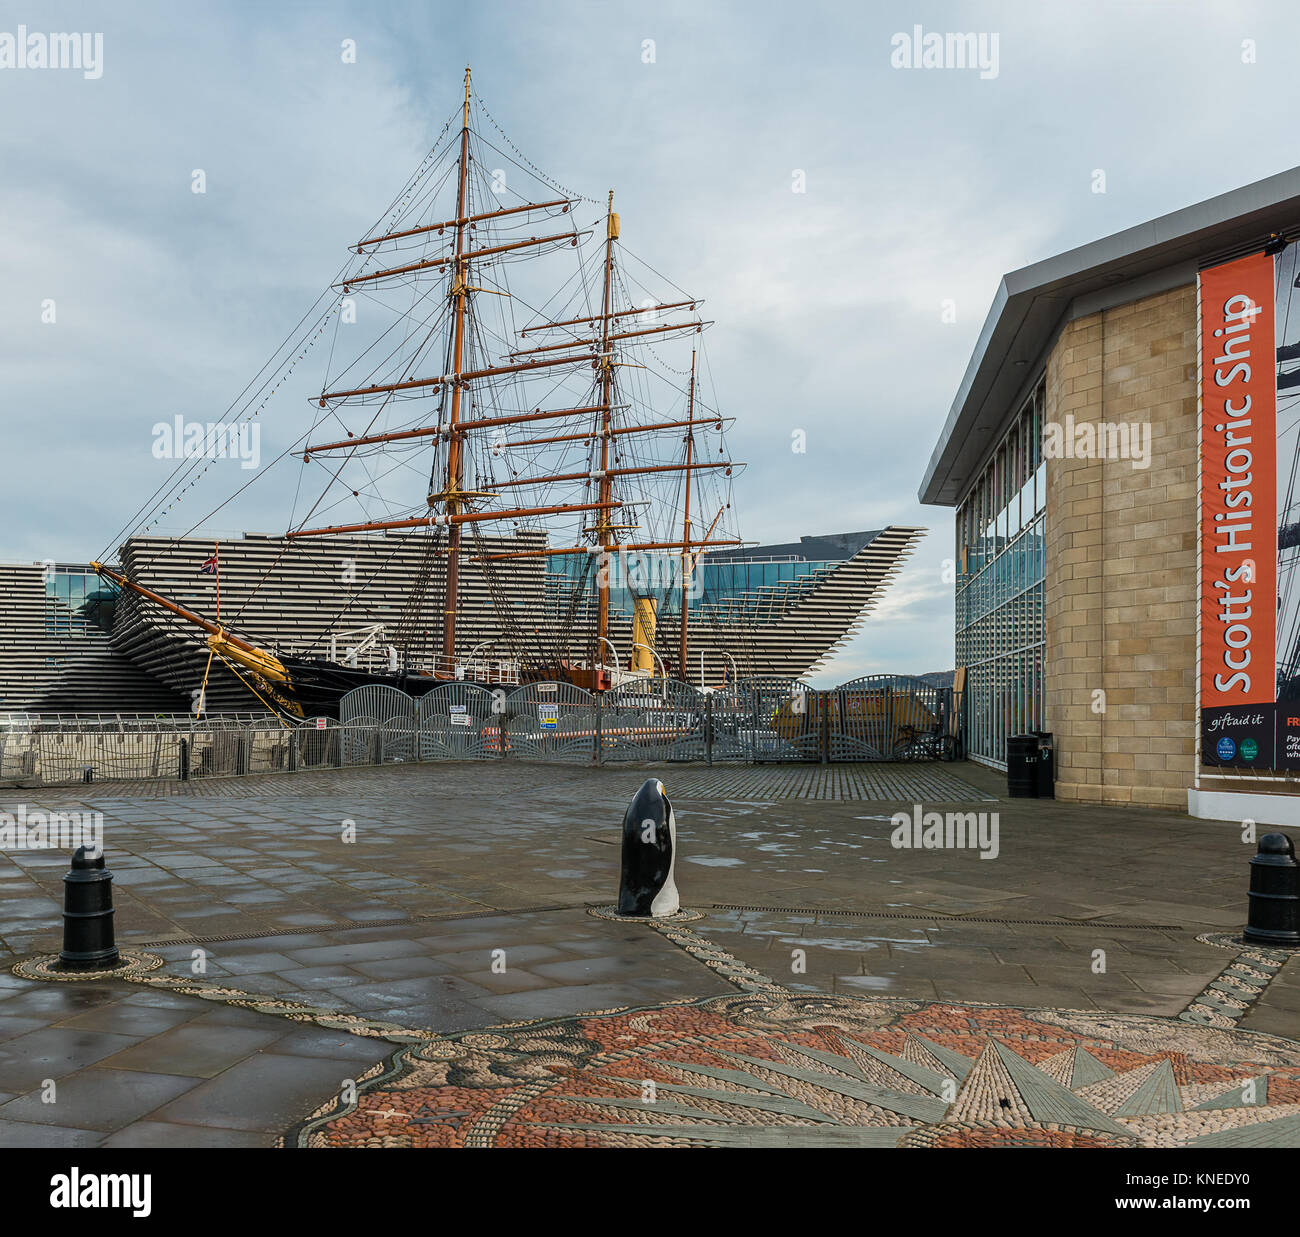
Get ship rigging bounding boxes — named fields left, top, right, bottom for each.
left=94, top=67, right=749, bottom=717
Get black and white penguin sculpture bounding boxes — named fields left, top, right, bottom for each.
left=617, top=778, right=679, bottom=917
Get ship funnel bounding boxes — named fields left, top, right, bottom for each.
left=632, top=597, right=657, bottom=673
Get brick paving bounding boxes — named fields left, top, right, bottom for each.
left=1, top=758, right=1297, bottom=1146
left=663, top=762, right=995, bottom=801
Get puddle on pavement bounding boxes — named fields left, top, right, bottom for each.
left=840, top=976, right=899, bottom=991
left=782, top=936, right=891, bottom=951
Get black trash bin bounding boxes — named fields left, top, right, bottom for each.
left=1032, top=731, right=1055, bottom=799
left=1006, top=734, right=1038, bottom=798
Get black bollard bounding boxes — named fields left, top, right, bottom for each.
left=1244, top=832, right=1300, bottom=947
left=57, top=846, right=120, bottom=971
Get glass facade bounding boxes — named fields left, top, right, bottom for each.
left=955, top=378, right=1046, bottom=768
left=548, top=552, right=834, bottom=619
left=46, top=567, right=117, bottom=638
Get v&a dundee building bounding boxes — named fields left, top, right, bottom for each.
left=0, top=529, right=921, bottom=715
left=922, top=167, right=1300, bottom=825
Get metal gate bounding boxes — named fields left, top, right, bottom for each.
left=418, top=683, right=503, bottom=760
left=727, top=678, right=822, bottom=762
left=295, top=719, right=340, bottom=770
left=826, top=674, right=957, bottom=762
left=601, top=678, right=706, bottom=762
left=706, top=685, right=753, bottom=761
left=502, top=682, right=598, bottom=762
left=340, top=685, right=418, bottom=763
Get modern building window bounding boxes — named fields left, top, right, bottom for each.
left=954, top=377, right=1046, bottom=768
left=550, top=550, right=837, bottom=620
left=45, top=567, right=117, bottom=638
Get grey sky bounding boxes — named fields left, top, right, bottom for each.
left=1, top=0, right=1295, bottom=684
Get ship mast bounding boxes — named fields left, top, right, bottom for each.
left=286, top=78, right=744, bottom=684
left=440, top=64, right=473, bottom=667
left=680, top=349, right=696, bottom=677
left=595, top=190, right=617, bottom=663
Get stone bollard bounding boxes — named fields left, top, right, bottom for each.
left=1244, top=832, right=1300, bottom=947
left=57, top=846, right=120, bottom=971
left=617, top=778, right=679, bottom=917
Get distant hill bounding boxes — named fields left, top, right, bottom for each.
left=914, top=670, right=955, bottom=689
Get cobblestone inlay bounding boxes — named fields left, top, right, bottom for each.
left=586, top=906, right=705, bottom=925
left=271, top=919, right=1300, bottom=1148
left=648, top=917, right=785, bottom=993
left=1181, top=934, right=1295, bottom=1029
left=280, top=990, right=1300, bottom=1148
left=10, top=908, right=744, bottom=1046
left=11, top=949, right=165, bottom=982
left=12, top=951, right=445, bottom=1043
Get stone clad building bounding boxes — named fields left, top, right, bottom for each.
left=1042, top=284, right=1198, bottom=811
left=921, top=168, right=1300, bottom=822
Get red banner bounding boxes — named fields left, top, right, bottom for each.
left=1199, top=251, right=1276, bottom=709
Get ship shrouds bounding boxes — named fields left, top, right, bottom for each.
left=95, top=67, right=750, bottom=717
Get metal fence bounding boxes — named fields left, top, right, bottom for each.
left=0, top=676, right=960, bottom=786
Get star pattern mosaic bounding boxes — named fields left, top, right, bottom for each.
left=282, top=991, right=1300, bottom=1148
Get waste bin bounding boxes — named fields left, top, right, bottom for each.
left=1006, top=734, right=1038, bottom=797
left=1032, top=731, right=1055, bottom=799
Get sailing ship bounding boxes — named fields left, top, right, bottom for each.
left=89, top=69, right=921, bottom=720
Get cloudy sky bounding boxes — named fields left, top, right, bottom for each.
left=3, top=0, right=1297, bottom=684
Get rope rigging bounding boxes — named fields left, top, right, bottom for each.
left=95, top=68, right=754, bottom=713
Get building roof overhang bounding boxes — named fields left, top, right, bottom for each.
left=919, top=166, right=1300, bottom=508
left=706, top=530, right=883, bottom=563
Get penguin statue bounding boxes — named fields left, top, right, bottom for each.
left=617, top=778, right=679, bottom=917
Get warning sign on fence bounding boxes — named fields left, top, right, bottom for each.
left=538, top=704, right=559, bottom=731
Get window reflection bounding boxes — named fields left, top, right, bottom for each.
left=954, top=378, right=1046, bottom=768
left=45, top=568, right=118, bottom=638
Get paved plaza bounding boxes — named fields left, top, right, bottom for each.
left=1, top=760, right=1298, bottom=1147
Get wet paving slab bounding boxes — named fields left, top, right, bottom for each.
left=1, top=759, right=1297, bottom=1145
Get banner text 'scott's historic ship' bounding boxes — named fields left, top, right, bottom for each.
left=90, top=70, right=923, bottom=719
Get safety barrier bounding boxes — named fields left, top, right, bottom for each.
left=0, top=676, right=960, bottom=784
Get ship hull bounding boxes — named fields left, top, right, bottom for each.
left=255, top=657, right=446, bottom=721
left=260, top=658, right=608, bottom=721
